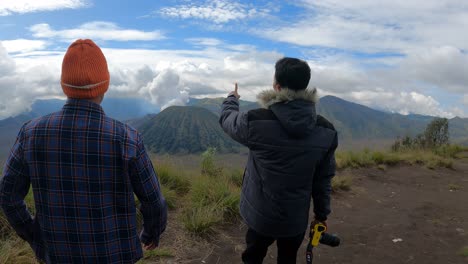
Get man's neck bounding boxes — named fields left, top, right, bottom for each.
left=69, top=96, right=103, bottom=105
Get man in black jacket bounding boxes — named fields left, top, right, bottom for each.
left=219, top=57, right=338, bottom=263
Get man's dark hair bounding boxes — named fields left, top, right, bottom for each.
left=274, top=57, right=311, bottom=91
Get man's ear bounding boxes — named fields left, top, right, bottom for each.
left=274, top=83, right=281, bottom=91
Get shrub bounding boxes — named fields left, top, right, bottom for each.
left=336, top=151, right=373, bottom=169
left=424, top=118, right=449, bottom=148
left=332, top=175, right=352, bottom=192
left=201, top=147, right=223, bottom=177
left=433, top=144, right=466, bottom=158
left=182, top=206, right=223, bottom=235
left=156, top=164, right=191, bottom=194
left=392, top=118, right=450, bottom=151
left=425, top=157, right=453, bottom=170
left=370, top=151, right=401, bottom=165
left=336, top=150, right=395, bottom=169
left=190, top=176, right=240, bottom=218
left=336, top=147, right=459, bottom=170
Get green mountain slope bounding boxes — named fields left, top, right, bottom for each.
left=138, top=106, right=241, bottom=154
left=316, top=96, right=428, bottom=140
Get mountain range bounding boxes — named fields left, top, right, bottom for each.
left=186, top=96, right=468, bottom=143
left=1, top=95, right=467, bottom=159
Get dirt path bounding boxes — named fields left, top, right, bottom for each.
left=155, top=159, right=468, bottom=264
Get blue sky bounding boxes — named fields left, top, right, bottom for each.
left=1, top=0, right=468, bottom=119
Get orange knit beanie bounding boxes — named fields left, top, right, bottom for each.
left=61, top=39, right=110, bottom=99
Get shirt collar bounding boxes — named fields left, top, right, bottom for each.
left=63, top=98, right=105, bottom=115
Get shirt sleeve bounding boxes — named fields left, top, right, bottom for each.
left=129, top=133, right=168, bottom=246
left=0, top=124, right=34, bottom=243
left=312, top=133, right=338, bottom=221
left=219, top=95, right=249, bottom=146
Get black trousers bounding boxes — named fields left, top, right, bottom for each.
left=242, top=228, right=305, bottom=264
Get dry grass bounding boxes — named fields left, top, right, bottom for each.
left=0, top=237, right=37, bottom=264
left=336, top=147, right=461, bottom=170
left=448, top=183, right=462, bottom=191
left=136, top=247, right=175, bottom=263
left=336, top=149, right=401, bottom=169
left=182, top=206, right=223, bottom=235
left=2, top=145, right=465, bottom=261
left=182, top=174, right=241, bottom=235
left=155, top=163, right=191, bottom=195
left=332, top=175, right=352, bottom=192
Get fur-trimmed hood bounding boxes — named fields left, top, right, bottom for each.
left=257, top=88, right=318, bottom=109
left=257, top=88, right=318, bottom=138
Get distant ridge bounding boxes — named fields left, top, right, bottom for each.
left=188, top=95, right=468, bottom=146
left=316, top=95, right=427, bottom=140
left=1, top=95, right=467, bottom=159
left=137, top=106, right=241, bottom=154
left=187, top=97, right=259, bottom=114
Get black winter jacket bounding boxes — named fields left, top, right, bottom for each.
left=219, top=88, right=338, bottom=237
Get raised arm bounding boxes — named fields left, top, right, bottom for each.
left=219, top=83, right=249, bottom=146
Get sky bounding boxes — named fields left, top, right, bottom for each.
left=1, top=0, right=468, bottom=119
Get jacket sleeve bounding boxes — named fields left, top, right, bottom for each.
left=0, top=125, right=34, bottom=243
left=312, top=132, right=338, bottom=221
left=219, top=95, right=249, bottom=146
left=129, top=133, right=168, bottom=246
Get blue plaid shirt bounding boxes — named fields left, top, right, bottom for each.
left=0, top=99, right=167, bottom=263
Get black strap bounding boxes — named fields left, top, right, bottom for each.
left=306, top=243, right=314, bottom=264
left=306, top=227, right=314, bottom=264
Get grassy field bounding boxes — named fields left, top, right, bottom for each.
left=0, top=145, right=466, bottom=263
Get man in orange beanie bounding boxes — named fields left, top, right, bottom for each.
left=0, top=39, right=167, bottom=263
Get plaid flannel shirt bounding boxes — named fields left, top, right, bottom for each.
left=0, top=99, right=167, bottom=263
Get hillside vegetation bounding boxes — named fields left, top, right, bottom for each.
left=1, top=140, right=467, bottom=263
left=1, top=116, right=466, bottom=263
left=138, top=106, right=241, bottom=154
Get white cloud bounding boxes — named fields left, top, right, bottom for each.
left=1, top=42, right=284, bottom=119
left=0, top=0, right=87, bottom=16
left=0, top=42, right=60, bottom=118
left=159, top=0, right=270, bottom=24
left=258, top=15, right=407, bottom=53
left=0, top=44, right=15, bottom=74
left=152, top=0, right=468, bottom=117
left=2, top=34, right=465, bottom=119
left=400, top=46, right=468, bottom=94
left=186, top=38, right=223, bottom=46
left=256, top=0, right=468, bottom=53
left=30, top=22, right=165, bottom=42
left=307, top=57, right=466, bottom=118
left=1, top=39, right=48, bottom=53
left=147, top=69, right=190, bottom=110
left=348, top=90, right=454, bottom=117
